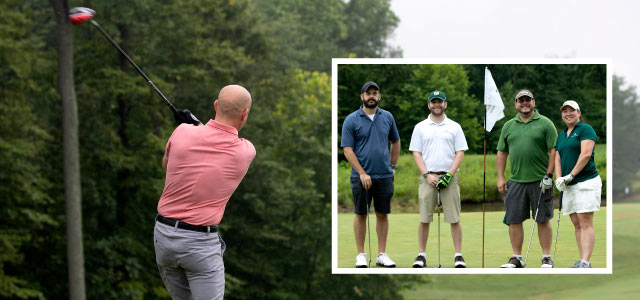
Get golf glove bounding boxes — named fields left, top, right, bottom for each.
left=435, top=172, right=453, bottom=190
left=391, top=165, right=396, bottom=175
left=540, top=173, right=553, bottom=192
left=555, top=174, right=574, bottom=192
left=174, top=109, right=201, bottom=125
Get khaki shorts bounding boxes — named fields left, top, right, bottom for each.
left=563, top=175, right=602, bottom=215
left=418, top=174, right=461, bottom=223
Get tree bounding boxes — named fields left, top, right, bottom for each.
left=612, top=75, right=640, bottom=198
left=50, top=0, right=86, bottom=299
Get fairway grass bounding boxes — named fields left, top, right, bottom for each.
left=398, top=203, right=638, bottom=300
left=337, top=209, right=607, bottom=269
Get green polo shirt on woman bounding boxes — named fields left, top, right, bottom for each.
left=497, top=110, right=558, bottom=183
left=556, top=121, right=598, bottom=184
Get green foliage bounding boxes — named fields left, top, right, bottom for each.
left=1, top=0, right=412, bottom=298
left=338, top=64, right=607, bottom=156
left=612, top=76, right=640, bottom=197
left=0, top=1, right=52, bottom=298
left=257, top=0, right=400, bottom=73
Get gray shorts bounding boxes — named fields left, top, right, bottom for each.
left=504, top=180, right=553, bottom=224
left=154, top=221, right=226, bottom=300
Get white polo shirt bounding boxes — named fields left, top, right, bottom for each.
left=409, top=114, right=468, bottom=172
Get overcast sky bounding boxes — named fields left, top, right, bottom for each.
left=389, top=0, right=640, bottom=92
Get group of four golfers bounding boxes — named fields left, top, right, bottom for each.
left=341, top=81, right=602, bottom=269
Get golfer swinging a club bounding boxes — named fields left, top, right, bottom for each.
left=497, top=89, right=557, bottom=268
left=154, top=85, right=255, bottom=299
left=409, top=90, right=468, bottom=268
left=341, top=81, right=401, bottom=268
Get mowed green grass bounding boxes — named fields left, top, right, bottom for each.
left=337, top=209, right=606, bottom=269
left=399, top=203, right=638, bottom=300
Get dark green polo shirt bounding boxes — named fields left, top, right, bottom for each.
left=556, top=121, right=599, bottom=184
left=497, top=111, right=557, bottom=183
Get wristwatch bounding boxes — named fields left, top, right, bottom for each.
left=422, top=171, right=433, bottom=178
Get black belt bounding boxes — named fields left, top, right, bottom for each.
left=430, top=171, right=447, bottom=175
left=156, top=215, right=217, bottom=233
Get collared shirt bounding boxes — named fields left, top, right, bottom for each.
left=157, top=120, right=256, bottom=225
left=409, top=114, right=468, bottom=172
left=341, top=106, right=400, bottom=179
left=497, top=110, right=557, bottom=183
left=556, top=121, right=598, bottom=184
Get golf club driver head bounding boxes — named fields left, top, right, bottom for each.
left=69, top=7, right=95, bottom=25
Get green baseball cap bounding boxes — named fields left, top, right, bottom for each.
left=428, top=90, right=447, bottom=102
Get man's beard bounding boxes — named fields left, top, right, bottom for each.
left=363, top=99, right=378, bottom=109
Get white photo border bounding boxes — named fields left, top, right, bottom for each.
left=331, top=58, right=613, bottom=275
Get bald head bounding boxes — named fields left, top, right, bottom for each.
left=216, top=85, right=252, bottom=118
left=214, top=85, right=252, bottom=131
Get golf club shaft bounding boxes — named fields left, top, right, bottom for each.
left=524, top=189, right=544, bottom=266
left=89, top=19, right=177, bottom=114
left=552, top=192, right=563, bottom=265
left=437, top=189, right=441, bottom=268
left=366, top=188, right=371, bottom=268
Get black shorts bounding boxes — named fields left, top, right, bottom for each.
left=504, top=180, right=554, bottom=224
left=351, top=177, right=394, bottom=215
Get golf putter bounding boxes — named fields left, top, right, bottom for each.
left=552, top=192, right=563, bottom=267
left=524, top=188, right=544, bottom=267
left=436, top=189, right=442, bottom=268
left=366, top=188, right=371, bottom=268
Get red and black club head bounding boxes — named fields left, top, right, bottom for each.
left=69, top=7, right=95, bottom=25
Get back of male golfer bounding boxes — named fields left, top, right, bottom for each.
left=497, top=89, right=557, bottom=268
left=408, top=90, right=468, bottom=268
left=154, top=85, right=255, bottom=299
left=341, top=81, right=401, bottom=268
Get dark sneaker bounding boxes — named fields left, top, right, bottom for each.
left=541, top=256, right=554, bottom=268
left=500, top=256, right=523, bottom=268
left=570, top=260, right=581, bottom=268
left=412, top=255, right=426, bottom=268
left=454, top=256, right=466, bottom=268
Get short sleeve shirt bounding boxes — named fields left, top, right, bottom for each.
left=157, top=120, right=256, bottom=225
left=409, top=115, right=468, bottom=172
left=341, top=107, right=400, bottom=179
left=556, top=121, right=598, bottom=184
left=496, top=111, right=557, bottom=183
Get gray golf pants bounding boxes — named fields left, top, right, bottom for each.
left=154, top=221, right=226, bottom=300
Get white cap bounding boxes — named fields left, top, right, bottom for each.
left=560, top=100, right=580, bottom=111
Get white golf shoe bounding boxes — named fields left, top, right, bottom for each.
left=355, top=253, right=368, bottom=268
left=376, top=253, right=396, bottom=268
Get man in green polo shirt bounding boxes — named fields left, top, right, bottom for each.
left=496, top=89, right=557, bottom=268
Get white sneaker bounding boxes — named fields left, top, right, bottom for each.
left=376, top=253, right=396, bottom=268
left=355, top=253, right=368, bottom=268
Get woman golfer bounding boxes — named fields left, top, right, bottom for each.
left=554, top=100, right=602, bottom=268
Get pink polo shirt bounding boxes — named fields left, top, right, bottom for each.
left=157, top=120, right=256, bottom=225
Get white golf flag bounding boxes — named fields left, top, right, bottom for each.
left=484, top=67, right=504, bottom=132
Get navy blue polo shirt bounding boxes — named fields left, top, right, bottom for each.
left=556, top=121, right=599, bottom=184
left=341, top=106, right=400, bottom=179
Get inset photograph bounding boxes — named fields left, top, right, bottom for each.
left=332, top=59, right=611, bottom=274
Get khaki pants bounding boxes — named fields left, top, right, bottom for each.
left=418, top=174, right=461, bottom=223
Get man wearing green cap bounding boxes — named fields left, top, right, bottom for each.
left=409, top=90, right=468, bottom=268
left=497, top=89, right=557, bottom=268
